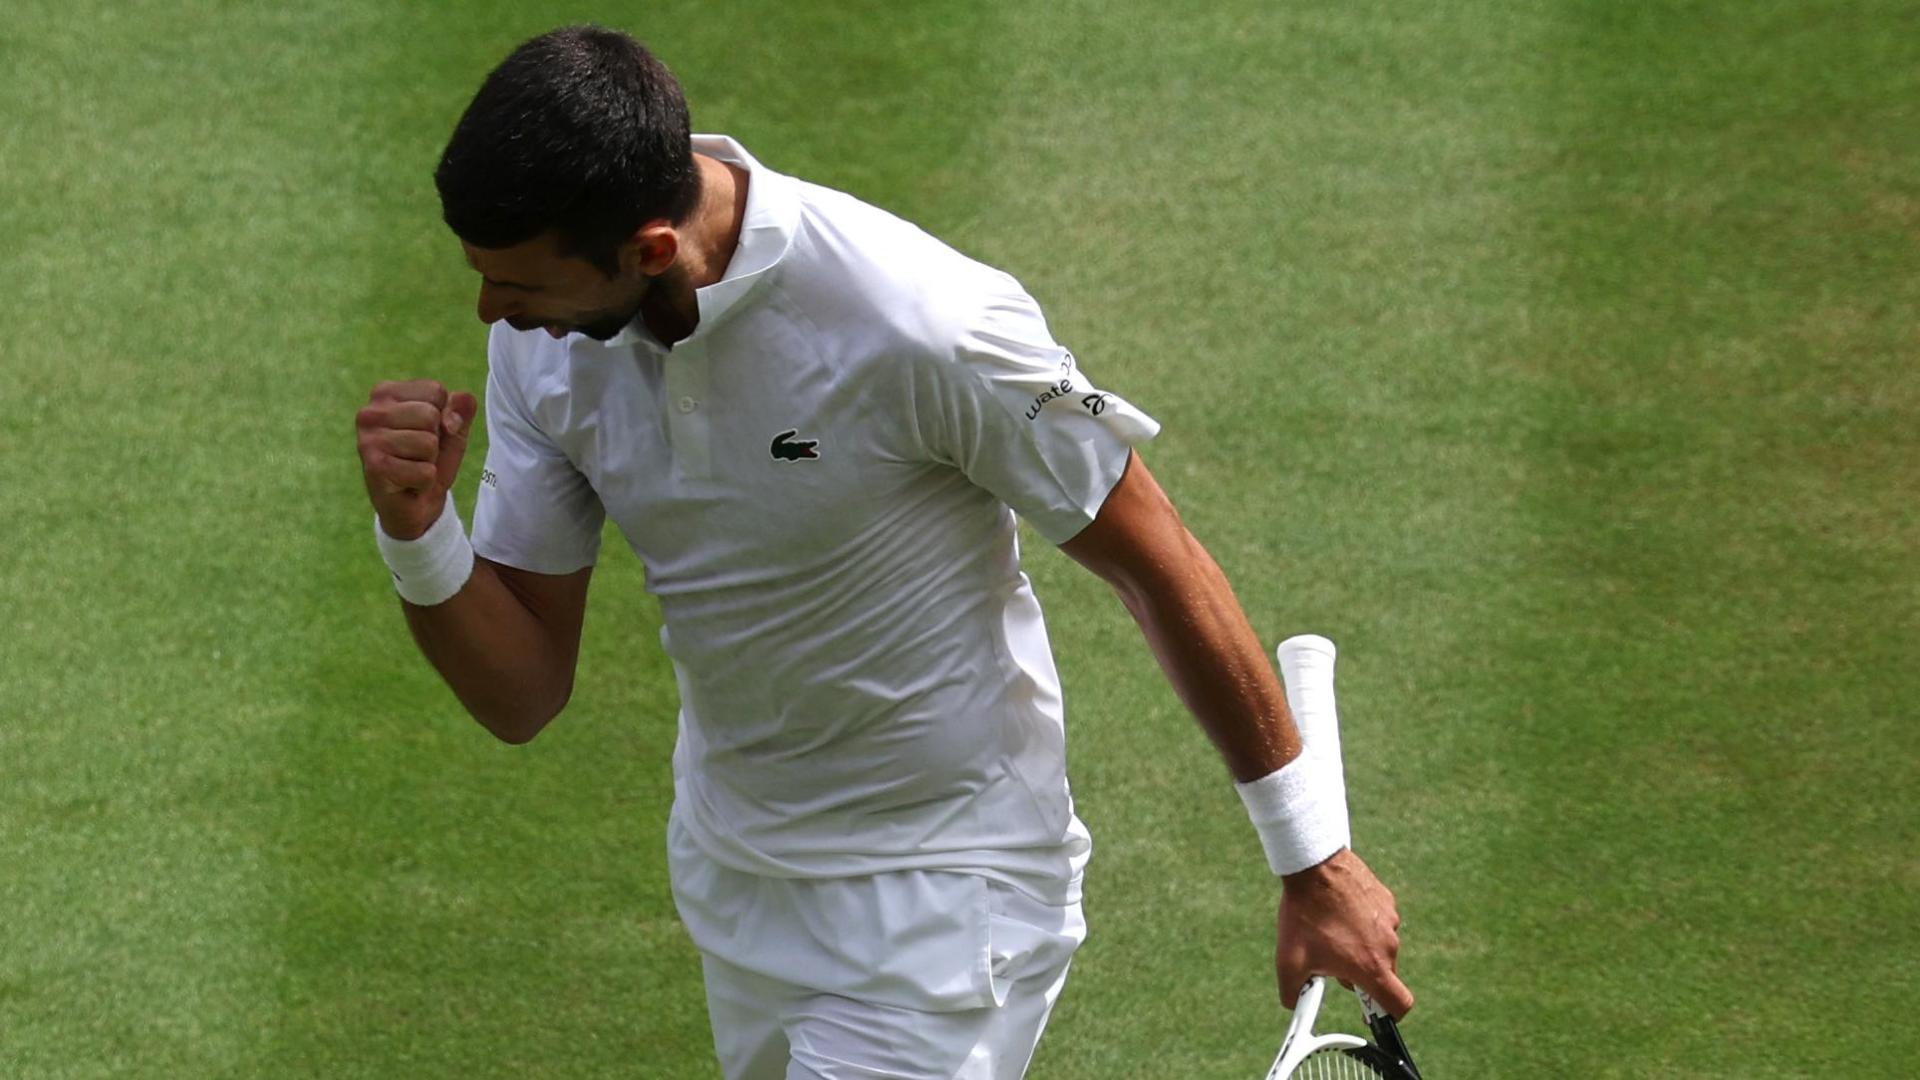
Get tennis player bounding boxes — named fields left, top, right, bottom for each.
left=355, top=25, right=1411, bottom=1079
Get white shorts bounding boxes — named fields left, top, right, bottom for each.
left=695, top=877, right=1085, bottom=1080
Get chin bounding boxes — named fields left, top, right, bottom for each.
left=578, top=317, right=630, bottom=341
left=579, top=299, right=646, bottom=342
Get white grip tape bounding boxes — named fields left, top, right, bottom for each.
left=374, top=492, right=475, bottom=607
left=1236, top=635, right=1352, bottom=876
left=1276, top=634, right=1351, bottom=839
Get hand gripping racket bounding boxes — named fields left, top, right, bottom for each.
left=1265, top=975, right=1424, bottom=1079
left=1265, top=638, right=1424, bottom=1079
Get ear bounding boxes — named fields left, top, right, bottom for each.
left=622, top=222, right=680, bottom=277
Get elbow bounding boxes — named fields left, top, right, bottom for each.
left=489, top=720, right=543, bottom=746
left=474, top=681, right=573, bottom=746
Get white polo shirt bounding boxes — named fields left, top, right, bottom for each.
left=472, top=137, right=1158, bottom=923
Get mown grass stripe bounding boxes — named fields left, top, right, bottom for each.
left=1, top=2, right=403, bottom=1076
left=1482, top=2, right=1920, bottom=1073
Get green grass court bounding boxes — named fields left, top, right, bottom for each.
left=3, top=1, right=1916, bottom=1075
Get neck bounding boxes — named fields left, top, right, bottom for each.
left=641, top=154, right=750, bottom=345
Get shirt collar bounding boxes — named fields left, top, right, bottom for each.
left=600, top=134, right=799, bottom=351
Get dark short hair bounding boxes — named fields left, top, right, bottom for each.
left=434, top=26, right=700, bottom=275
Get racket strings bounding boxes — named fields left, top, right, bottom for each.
left=1293, top=1047, right=1390, bottom=1079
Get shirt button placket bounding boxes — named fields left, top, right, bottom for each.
left=666, top=343, right=713, bottom=479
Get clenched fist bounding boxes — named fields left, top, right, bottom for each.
left=355, top=380, right=480, bottom=540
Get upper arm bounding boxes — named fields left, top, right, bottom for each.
left=482, top=556, right=595, bottom=679
left=1057, top=450, right=1203, bottom=598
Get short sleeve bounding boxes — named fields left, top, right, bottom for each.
left=469, top=335, right=606, bottom=574
left=912, top=276, right=1160, bottom=543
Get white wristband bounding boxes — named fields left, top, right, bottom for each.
left=1236, top=756, right=1351, bottom=876
left=374, top=492, right=475, bottom=606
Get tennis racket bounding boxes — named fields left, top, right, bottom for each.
left=1264, top=975, right=1424, bottom=1079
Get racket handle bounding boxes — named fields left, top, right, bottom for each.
left=1274, top=635, right=1349, bottom=842
left=1355, top=987, right=1425, bottom=1080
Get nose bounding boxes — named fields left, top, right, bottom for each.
left=476, top=283, right=520, bottom=325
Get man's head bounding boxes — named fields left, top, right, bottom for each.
left=435, top=25, right=699, bottom=339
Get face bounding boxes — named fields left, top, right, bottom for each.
left=463, top=232, right=654, bottom=341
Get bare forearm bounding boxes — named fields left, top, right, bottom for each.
left=1105, top=530, right=1300, bottom=781
left=399, top=559, right=575, bottom=742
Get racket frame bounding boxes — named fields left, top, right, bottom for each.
left=1264, top=976, right=1365, bottom=1078
left=1264, top=980, right=1425, bottom=1080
